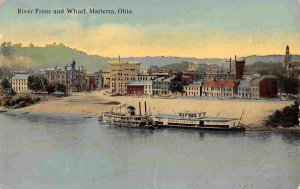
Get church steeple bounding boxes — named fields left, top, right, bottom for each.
left=286, top=45, right=290, bottom=55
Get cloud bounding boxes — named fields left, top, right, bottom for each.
left=1, top=21, right=300, bottom=58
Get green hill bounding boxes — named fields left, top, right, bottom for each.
left=0, top=42, right=108, bottom=72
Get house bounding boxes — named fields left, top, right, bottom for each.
left=152, top=77, right=172, bottom=96
left=202, top=80, right=238, bottom=98
left=249, top=78, right=261, bottom=99
left=184, top=82, right=202, bottom=96
left=127, top=80, right=152, bottom=95
left=237, top=80, right=250, bottom=98
left=11, top=74, right=30, bottom=92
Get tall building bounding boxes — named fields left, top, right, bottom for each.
left=283, top=45, right=300, bottom=79
left=44, top=59, right=87, bottom=93
left=109, top=61, right=140, bottom=94
left=284, top=45, right=292, bottom=69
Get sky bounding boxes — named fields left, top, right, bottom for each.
left=0, top=0, right=300, bottom=58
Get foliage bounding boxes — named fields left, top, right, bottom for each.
left=45, top=84, right=56, bottom=95
left=266, top=101, right=299, bottom=127
left=169, top=83, right=183, bottom=93
left=28, top=75, right=47, bottom=92
left=45, top=83, right=67, bottom=95
left=277, top=76, right=298, bottom=96
left=56, top=83, right=66, bottom=94
left=1, top=78, right=11, bottom=90
left=245, top=62, right=284, bottom=76
left=1, top=42, right=16, bottom=57
left=0, top=78, right=16, bottom=96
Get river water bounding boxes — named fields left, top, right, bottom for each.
left=0, top=112, right=299, bottom=189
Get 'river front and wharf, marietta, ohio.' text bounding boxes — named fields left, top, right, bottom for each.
left=17, top=8, right=133, bottom=15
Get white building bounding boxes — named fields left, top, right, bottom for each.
left=184, top=82, right=202, bottom=96
left=237, top=80, right=250, bottom=98
left=202, top=80, right=237, bottom=98
left=152, top=77, right=172, bottom=96
left=11, top=74, right=30, bottom=92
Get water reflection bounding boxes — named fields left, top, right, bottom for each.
left=0, top=113, right=299, bottom=189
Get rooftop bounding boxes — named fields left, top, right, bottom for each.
left=238, top=80, right=249, bottom=88
left=12, top=74, right=30, bottom=80
left=202, top=80, right=236, bottom=87
left=127, top=80, right=153, bottom=86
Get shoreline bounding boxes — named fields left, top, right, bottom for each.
left=2, top=110, right=300, bottom=133
left=2, top=91, right=298, bottom=132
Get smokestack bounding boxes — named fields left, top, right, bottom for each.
left=235, top=55, right=237, bottom=62
left=119, top=55, right=120, bottom=63
left=139, top=102, right=141, bottom=116
left=144, top=101, right=147, bottom=115
left=229, top=57, right=231, bottom=73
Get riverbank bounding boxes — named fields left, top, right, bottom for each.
left=9, top=91, right=295, bottom=129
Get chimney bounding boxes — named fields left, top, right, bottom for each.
left=119, top=55, right=121, bottom=63
left=144, top=101, right=147, bottom=115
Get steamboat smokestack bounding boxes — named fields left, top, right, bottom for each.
left=139, top=102, right=141, bottom=116
left=144, top=101, right=147, bottom=115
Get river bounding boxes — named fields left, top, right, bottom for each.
left=0, top=112, right=299, bottom=189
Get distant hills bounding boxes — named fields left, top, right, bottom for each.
left=0, top=43, right=108, bottom=72
left=120, top=55, right=300, bottom=68
left=1, top=42, right=300, bottom=72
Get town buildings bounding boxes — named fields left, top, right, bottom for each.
left=259, top=77, right=278, bottom=98
left=11, top=73, right=30, bottom=92
left=183, top=82, right=202, bottom=96
left=202, top=80, right=237, bottom=98
left=127, top=80, right=153, bottom=95
left=237, top=80, right=250, bottom=98
left=44, top=59, right=87, bottom=93
left=109, top=61, right=140, bottom=94
left=94, top=70, right=110, bottom=90
left=249, top=78, right=260, bottom=99
left=203, top=56, right=245, bottom=81
left=152, top=77, right=172, bottom=96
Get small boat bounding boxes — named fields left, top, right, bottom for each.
left=154, top=110, right=245, bottom=131
left=98, top=102, right=157, bottom=129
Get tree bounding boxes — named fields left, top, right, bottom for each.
left=169, top=83, right=183, bottom=93
left=0, top=78, right=15, bottom=96
left=1, top=42, right=15, bottom=57
left=278, top=76, right=298, bottom=97
left=45, top=84, right=56, bottom=95
left=56, top=83, right=67, bottom=95
left=0, top=78, right=11, bottom=90
left=28, top=75, right=47, bottom=92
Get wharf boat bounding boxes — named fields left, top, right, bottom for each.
left=154, top=111, right=245, bottom=131
left=98, top=102, right=157, bottom=129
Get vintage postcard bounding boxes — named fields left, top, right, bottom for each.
left=0, top=0, right=300, bottom=188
